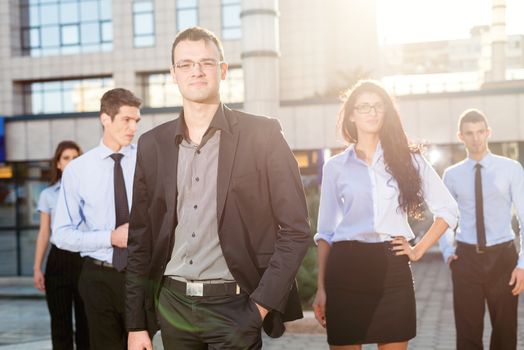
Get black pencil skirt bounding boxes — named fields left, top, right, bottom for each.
left=325, top=240, right=416, bottom=345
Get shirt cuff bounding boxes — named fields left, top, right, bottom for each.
left=434, top=212, right=458, bottom=232
left=517, top=255, right=524, bottom=269
left=313, top=233, right=333, bottom=245
left=82, top=230, right=113, bottom=251
left=441, top=247, right=455, bottom=264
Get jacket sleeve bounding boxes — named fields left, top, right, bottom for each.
left=249, top=119, right=312, bottom=313
left=126, top=135, right=155, bottom=333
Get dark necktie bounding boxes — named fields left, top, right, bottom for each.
left=110, top=153, right=129, bottom=271
left=475, top=163, right=486, bottom=249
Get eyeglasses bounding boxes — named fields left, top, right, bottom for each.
left=354, top=102, right=386, bottom=114
left=173, top=59, right=222, bottom=72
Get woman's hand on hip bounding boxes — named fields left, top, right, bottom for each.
left=391, top=235, right=421, bottom=261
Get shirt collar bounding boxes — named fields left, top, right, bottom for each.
left=466, top=151, right=493, bottom=169
left=175, top=103, right=230, bottom=144
left=51, top=181, right=61, bottom=192
left=97, top=140, right=136, bottom=160
left=345, top=142, right=384, bottom=166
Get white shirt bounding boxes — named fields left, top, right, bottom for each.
left=315, top=144, right=458, bottom=245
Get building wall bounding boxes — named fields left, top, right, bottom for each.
left=1, top=0, right=380, bottom=160
left=2, top=0, right=522, bottom=159
left=7, top=86, right=524, bottom=161
left=279, top=0, right=380, bottom=100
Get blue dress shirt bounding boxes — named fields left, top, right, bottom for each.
left=52, top=141, right=137, bottom=263
left=439, top=152, right=524, bottom=268
left=315, top=144, right=458, bottom=245
left=37, top=181, right=60, bottom=225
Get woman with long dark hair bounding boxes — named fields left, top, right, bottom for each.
left=33, top=140, right=89, bottom=350
left=313, top=80, right=458, bottom=349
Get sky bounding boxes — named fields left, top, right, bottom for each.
left=376, top=0, right=524, bottom=45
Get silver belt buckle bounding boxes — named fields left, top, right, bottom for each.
left=186, top=282, right=204, bottom=296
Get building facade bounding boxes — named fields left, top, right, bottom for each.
left=0, top=0, right=379, bottom=275
left=1, top=0, right=524, bottom=276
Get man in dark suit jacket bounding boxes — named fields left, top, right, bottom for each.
left=126, top=26, right=311, bottom=350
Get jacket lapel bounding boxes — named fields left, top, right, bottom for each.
left=162, top=119, right=180, bottom=216
left=217, top=107, right=239, bottom=224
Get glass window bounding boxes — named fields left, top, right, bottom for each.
left=20, top=0, right=113, bottom=57
left=134, top=36, right=155, bottom=47
left=20, top=229, right=39, bottom=276
left=81, top=22, right=100, bottom=44
left=143, top=73, right=183, bottom=108
left=40, top=3, right=59, bottom=25
left=41, top=26, right=60, bottom=47
left=23, top=77, right=114, bottom=114
left=99, top=1, right=112, bottom=21
left=134, top=1, right=153, bottom=12
left=133, top=0, right=155, bottom=47
left=176, top=0, right=198, bottom=32
left=0, top=231, right=17, bottom=276
left=61, top=24, right=79, bottom=46
left=31, top=91, right=43, bottom=114
left=134, top=13, right=154, bottom=35
left=220, top=66, right=244, bottom=104
left=0, top=183, right=16, bottom=227
left=80, top=1, right=99, bottom=22
left=29, top=5, right=40, bottom=26
left=30, top=28, right=40, bottom=47
left=43, top=90, right=62, bottom=114
left=60, top=2, right=79, bottom=24
left=101, top=21, right=112, bottom=42
left=0, top=161, right=55, bottom=277
left=133, top=3, right=154, bottom=47
left=221, top=0, right=241, bottom=40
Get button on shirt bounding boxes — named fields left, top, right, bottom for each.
left=165, top=105, right=234, bottom=282
left=37, top=181, right=61, bottom=226
left=439, top=153, right=524, bottom=267
left=314, top=144, right=458, bottom=244
left=51, top=141, right=136, bottom=263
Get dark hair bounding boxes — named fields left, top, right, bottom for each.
left=458, top=108, right=488, bottom=132
left=339, top=79, right=425, bottom=219
left=171, top=26, right=224, bottom=65
left=50, top=140, right=82, bottom=185
left=100, top=88, right=141, bottom=120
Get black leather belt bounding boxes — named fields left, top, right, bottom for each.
left=457, top=240, right=514, bottom=254
left=164, top=277, right=241, bottom=297
left=85, top=256, right=115, bottom=269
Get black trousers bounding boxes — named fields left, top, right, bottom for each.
left=158, top=281, right=263, bottom=349
left=78, top=258, right=126, bottom=350
left=44, top=245, right=89, bottom=350
left=451, top=241, right=518, bottom=350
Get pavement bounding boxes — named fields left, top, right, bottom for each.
left=1, top=253, right=524, bottom=349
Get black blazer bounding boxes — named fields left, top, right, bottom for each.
left=126, top=105, right=311, bottom=338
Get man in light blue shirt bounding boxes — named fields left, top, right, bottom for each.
left=52, top=88, right=141, bottom=349
left=439, top=109, right=524, bottom=350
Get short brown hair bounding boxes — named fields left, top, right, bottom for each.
left=458, top=109, right=488, bottom=132
left=100, top=88, right=141, bottom=120
left=171, top=26, right=224, bottom=65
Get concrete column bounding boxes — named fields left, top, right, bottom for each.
left=240, top=0, right=279, bottom=117
left=489, top=0, right=507, bottom=81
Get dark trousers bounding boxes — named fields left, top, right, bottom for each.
left=451, top=241, right=518, bottom=350
left=78, top=259, right=127, bottom=350
left=45, top=245, right=89, bottom=350
left=158, top=281, right=263, bottom=349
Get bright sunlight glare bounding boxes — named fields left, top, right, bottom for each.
left=377, top=0, right=524, bottom=46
